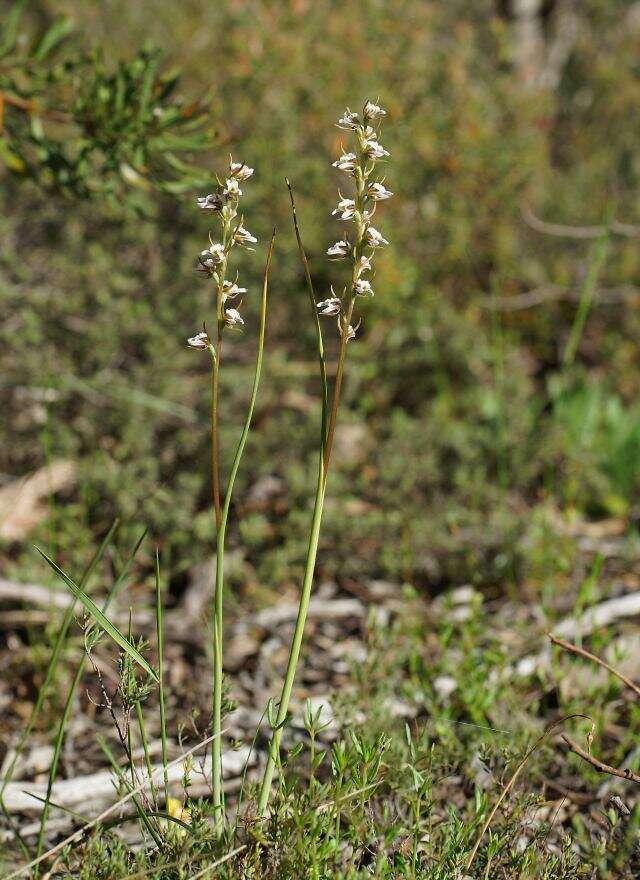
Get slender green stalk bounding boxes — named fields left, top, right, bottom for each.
left=211, top=231, right=276, bottom=831
left=257, top=193, right=329, bottom=816
left=33, top=528, right=147, bottom=867
left=155, top=550, right=169, bottom=806
left=258, top=98, right=391, bottom=813
left=210, top=216, right=230, bottom=830
left=0, top=519, right=119, bottom=852
left=126, top=611, right=136, bottom=790
left=258, top=174, right=359, bottom=816
left=258, top=453, right=326, bottom=814
left=322, top=296, right=353, bottom=480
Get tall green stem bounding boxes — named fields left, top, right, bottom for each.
left=258, top=167, right=366, bottom=814
left=257, top=322, right=351, bottom=812
left=257, top=184, right=335, bottom=815
left=257, top=452, right=326, bottom=814
left=322, top=297, right=354, bottom=481
left=211, top=347, right=222, bottom=530
left=562, top=231, right=609, bottom=370
left=211, top=231, right=276, bottom=832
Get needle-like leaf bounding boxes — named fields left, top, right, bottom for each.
left=35, top=547, right=158, bottom=682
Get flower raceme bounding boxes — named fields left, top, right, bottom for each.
left=190, top=156, right=256, bottom=338
left=319, top=100, right=392, bottom=341
left=257, top=100, right=392, bottom=818
left=186, top=151, right=268, bottom=834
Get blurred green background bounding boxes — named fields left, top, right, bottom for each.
left=2, top=0, right=640, bottom=605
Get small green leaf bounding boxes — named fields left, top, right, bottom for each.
left=31, top=17, right=74, bottom=61
left=35, top=547, right=159, bottom=682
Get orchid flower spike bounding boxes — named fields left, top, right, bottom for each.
left=327, top=100, right=392, bottom=342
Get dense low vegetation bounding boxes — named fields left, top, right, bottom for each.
left=2, top=1, right=640, bottom=876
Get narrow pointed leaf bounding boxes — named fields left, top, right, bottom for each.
left=35, top=547, right=158, bottom=682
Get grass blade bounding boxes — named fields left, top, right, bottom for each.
left=35, top=546, right=158, bottom=682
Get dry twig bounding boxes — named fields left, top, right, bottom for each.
left=549, top=633, right=640, bottom=698
left=561, top=735, right=640, bottom=785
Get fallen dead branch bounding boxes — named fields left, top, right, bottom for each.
left=2, top=746, right=251, bottom=814
left=0, top=579, right=70, bottom=610
left=515, top=591, right=640, bottom=678
left=561, top=735, right=640, bottom=785
left=549, top=634, right=640, bottom=698
left=484, top=283, right=640, bottom=312
left=4, top=732, right=221, bottom=880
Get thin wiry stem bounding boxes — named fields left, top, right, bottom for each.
left=34, top=532, right=144, bottom=869
left=322, top=296, right=354, bottom=480
left=135, top=700, right=157, bottom=805
left=98, top=736, right=163, bottom=848
left=465, top=714, right=587, bottom=871
left=6, top=734, right=221, bottom=880
left=323, top=154, right=365, bottom=476
left=211, top=231, right=276, bottom=832
left=562, top=231, right=609, bottom=369
left=210, top=235, right=228, bottom=830
left=155, top=551, right=169, bottom=806
left=257, top=436, right=326, bottom=815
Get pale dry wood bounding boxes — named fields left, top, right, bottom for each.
left=252, top=597, right=364, bottom=629
left=0, top=579, right=70, bottom=609
left=515, top=591, right=640, bottom=678
left=2, top=747, right=251, bottom=814
left=5, top=733, right=221, bottom=880
left=0, top=461, right=76, bottom=541
left=549, top=633, right=640, bottom=698
left=522, top=200, right=640, bottom=239
left=485, top=283, right=640, bottom=312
